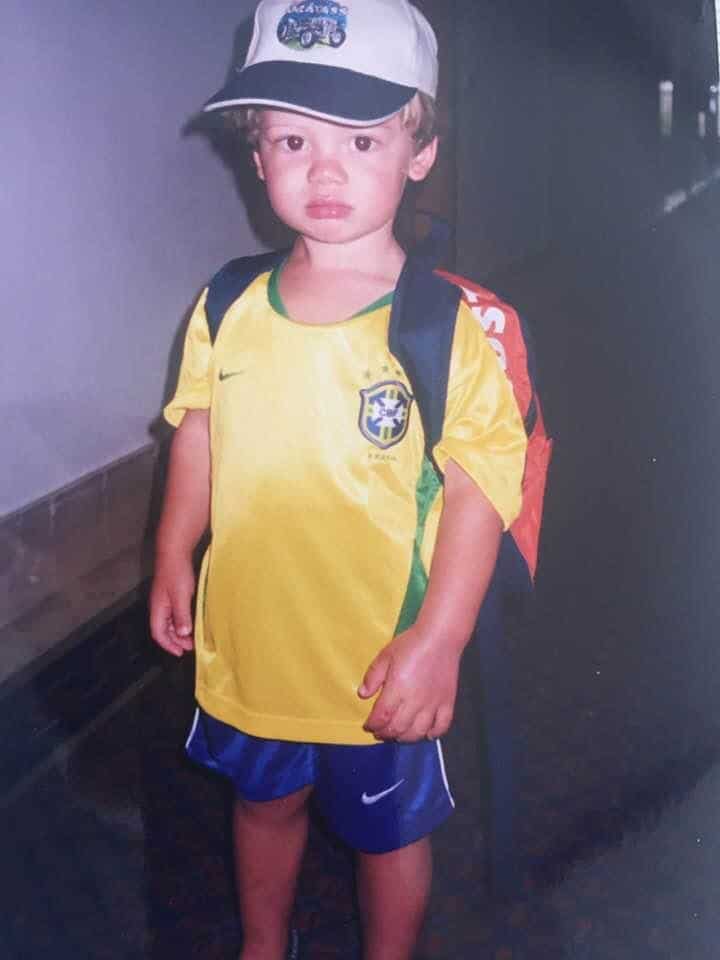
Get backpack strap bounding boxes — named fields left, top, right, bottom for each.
left=205, top=249, right=289, bottom=343
left=392, top=223, right=551, bottom=594
left=388, top=221, right=462, bottom=476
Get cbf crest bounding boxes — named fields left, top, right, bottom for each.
left=359, top=381, right=414, bottom=450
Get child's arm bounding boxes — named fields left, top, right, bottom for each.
left=149, top=409, right=211, bottom=657
left=359, top=457, right=502, bottom=741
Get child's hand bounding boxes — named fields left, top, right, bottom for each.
left=149, top=557, right=196, bottom=657
left=358, top=626, right=461, bottom=742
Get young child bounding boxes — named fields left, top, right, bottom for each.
left=150, top=2, right=528, bottom=958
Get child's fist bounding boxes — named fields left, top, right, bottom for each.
left=149, top=560, right=196, bottom=657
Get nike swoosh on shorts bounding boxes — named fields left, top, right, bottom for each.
left=361, top=779, right=406, bottom=805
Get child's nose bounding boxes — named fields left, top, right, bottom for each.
left=307, top=152, right=347, bottom=186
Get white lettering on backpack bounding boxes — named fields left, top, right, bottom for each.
left=459, top=286, right=509, bottom=372
left=473, top=307, right=508, bottom=371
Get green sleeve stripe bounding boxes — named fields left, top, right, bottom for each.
left=394, top=456, right=441, bottom=634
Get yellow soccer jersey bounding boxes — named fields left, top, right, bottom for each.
left=165, top=268, right=526, bottom=745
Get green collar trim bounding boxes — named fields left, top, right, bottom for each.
left=268, top=263, right=393, bottom=321
left=267, top=262, right=288, bottom=316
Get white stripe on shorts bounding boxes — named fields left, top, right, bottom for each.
left=435, top=740, right=455, bottom=808
left=185, top=707, right=200, bottom=750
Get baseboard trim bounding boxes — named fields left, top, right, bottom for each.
left=0, top=444, right=165, bottom=683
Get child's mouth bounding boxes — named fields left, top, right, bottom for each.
left=306, top=201, right=353, bottom=220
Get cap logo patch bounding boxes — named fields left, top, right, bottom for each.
left=359, top=381, right=413, bottom=450
left=277, top=2, right=348, bottom=50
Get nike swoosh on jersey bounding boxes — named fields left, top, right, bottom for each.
left=218, top=369, right=244, bottom=381
left=361, top=779, right=406, bottom=806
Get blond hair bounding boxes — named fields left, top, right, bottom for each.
left=226, top=91, right=437, bottom=153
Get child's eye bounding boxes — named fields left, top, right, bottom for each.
left=353, top=136, right=375, bottom=152
left=283, top=135, right=305, bottom=151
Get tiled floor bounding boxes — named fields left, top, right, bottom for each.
left=2, top=587, right=718, bottom=959
left=0, top=601, right=555, bottom=960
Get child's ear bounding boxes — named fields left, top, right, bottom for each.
left=252, top=150, right=266, bottom=182
left=407, top=136, right=438, bottom=183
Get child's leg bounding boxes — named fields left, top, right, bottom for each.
left=234, top=785, right=313, bottom=960
left=356, top=836, right=432, bottom=960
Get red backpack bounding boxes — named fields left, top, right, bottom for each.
left=438, top=271, right=552, bottom=584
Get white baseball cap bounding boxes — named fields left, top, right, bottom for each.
left=204, top=0, right=438, bottom=126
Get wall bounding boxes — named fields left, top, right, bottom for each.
left=0, top=0, right=261, bottom=518
left=453, top=0, right=553, bottom=280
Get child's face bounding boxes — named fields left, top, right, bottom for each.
left=253, top=109, right=437, bottom=248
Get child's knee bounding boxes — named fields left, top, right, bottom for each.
left=235, top=784, right=312, bottom=824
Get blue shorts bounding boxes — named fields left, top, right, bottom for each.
left=185, top=707, right=455, bottom=854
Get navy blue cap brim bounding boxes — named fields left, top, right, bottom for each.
left=204, top=61, right=417, bottom=126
